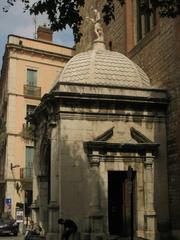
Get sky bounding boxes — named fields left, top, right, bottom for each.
left=0, top=0, right=74, bottom=69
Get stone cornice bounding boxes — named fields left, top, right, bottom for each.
left=6, top=43, right=72, bottom=62
left=39, top=90, right=168, bottom=112
left=88, top=154, right=146, bottom=162
left=58, top=111, right=165, bottom=123
left=87, top=150, right=156, bottom=166
left=7, top=44, right=72, bottom=62
left=29, top=85, right=168, bottom=124
left=84, top=141, right=159, bottom=155
left=57, top=81, right=167, bottom=93
left=43, top=89, right=168, bottom=105
left=9, top=55, right=66, bottom=69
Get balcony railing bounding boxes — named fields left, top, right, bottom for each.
left=24, top=85, right=41, bottom=98
left=21, top=123, right=35, bottom=140
left=20, top=168, right=33, bottom=180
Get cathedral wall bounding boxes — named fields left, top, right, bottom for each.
left=129, top=17, right=180, bottom=235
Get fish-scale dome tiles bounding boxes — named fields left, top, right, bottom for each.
left=58, top=47, right=150, bottom=88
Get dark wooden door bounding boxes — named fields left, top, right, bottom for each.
left=108, top=171, right=132, bottom=237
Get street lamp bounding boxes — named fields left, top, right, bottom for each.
left=10, top=163, right=20, bottom=170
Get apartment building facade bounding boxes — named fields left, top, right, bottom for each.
left=0, top=26, right=74, bottom=219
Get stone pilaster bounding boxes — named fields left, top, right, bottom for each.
left=32, top=139, right=41, bottom=225
left=144, top=153, right=157, bottom=240
left=46, top=125, right=59, bottom=240
left=88, top=152, right=104, bottom=240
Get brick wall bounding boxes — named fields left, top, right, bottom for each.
left=129, top=17, right=180, bottom=231
left=76, top=0, right=126, bottom=54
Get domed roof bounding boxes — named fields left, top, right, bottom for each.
left=58, top=42, right=150, bottom=88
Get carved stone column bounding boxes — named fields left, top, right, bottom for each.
left=88, top=152, right=104, bottom=240
left=47, top=123, right=59, bottom=240
left=144, top=153, right=157, bottom=240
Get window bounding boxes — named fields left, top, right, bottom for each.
left=136, top=0, right=156, bottom=42
left=26, top=105, right=36, bottom=126
left=26, top=105, right=36, bottom=117
left=27, top=69, right=37, bottom=86
left=25, top=146, right=34, bottom=171
left=24, top=70, right=41, bottom=98
left=24, top=146, right=34, bottom=179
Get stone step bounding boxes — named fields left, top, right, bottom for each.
left=108, top=236, right=147, bottom=240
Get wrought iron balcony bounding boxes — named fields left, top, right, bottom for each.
left=20, top=167, right=33, bottom=180
left=24, top=84, right=41, bottom=98
left=21, top=123, right=35, bottom=140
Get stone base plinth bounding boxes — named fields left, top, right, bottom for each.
left=90, top=233, right=106, bottom=240
left=46, top=232, right=59, bottom=240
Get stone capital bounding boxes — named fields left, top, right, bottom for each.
left=31, top=200, right=39, bottom=210
left=49, top=120, right=57, bottom=128
left=144, top=210, right=156, bottom=217
left=88, top=154, right=101, bottom=167
left=144, top=153, right=154, bottom=168
left=48, top=201, right=59, bottom=210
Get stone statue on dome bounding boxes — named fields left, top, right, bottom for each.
left=86, top=8, right=104, bottom=42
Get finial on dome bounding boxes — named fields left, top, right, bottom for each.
left=86, top=8, right=106, bottom=50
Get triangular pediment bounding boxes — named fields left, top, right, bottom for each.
left=93, top=127, right=114, bottom=141
left=84, top=126, right=157, bottom=155
left=130, top=127, right=153, bottom=143
left=93, top=126, right=152, bottom=144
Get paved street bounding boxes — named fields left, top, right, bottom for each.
left=0, top=234, right=24, bottom=240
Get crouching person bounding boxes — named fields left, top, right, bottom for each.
left=58, top=218, right=77, bottom=240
